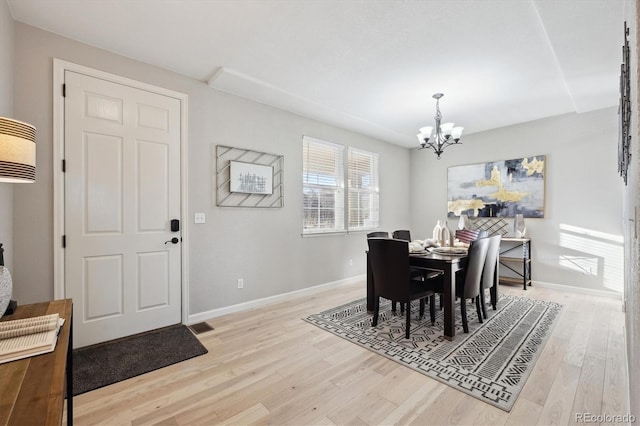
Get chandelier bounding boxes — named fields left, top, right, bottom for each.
left=417, top=93, right=464, bottom=159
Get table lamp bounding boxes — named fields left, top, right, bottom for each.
left=0, top=116, right=36, bottom=316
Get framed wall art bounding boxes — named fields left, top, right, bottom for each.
left=229, top=161, right=273, bottom=195
left=618, top=21, right=631, bottom=185
left=448, top=155, right=545, bottom=218
left=216, top=145, right=283, bottom=208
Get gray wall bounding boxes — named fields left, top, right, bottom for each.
left=410, top=108, right=623, bottom=295
left=624, top=0, right=639, bottom=417
left=0, top=0, right=14, bottom=270
left=11, top=23, right=411, bottom=313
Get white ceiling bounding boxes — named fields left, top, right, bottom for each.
left=7, top=0, right=625, bottom=147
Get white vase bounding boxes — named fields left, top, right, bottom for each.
left=439, top=220, right=452, bottom=247
left=432, top=220, right=443, bottom=241
left=514, top=214, right=526, bottom=238
left=458, top=214, right=469, bottom=230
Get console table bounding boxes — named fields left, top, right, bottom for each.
left=0, top=299, right=73, bottom=426
left=499, top=237, right=532, bottom=290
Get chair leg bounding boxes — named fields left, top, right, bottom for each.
left=490, top=284, right=498, bottom=310
left=406, top=305, right=411, bottom=339
left=373, top=296, right=380, bottom=326
left=460, top=298, right=469, bottom=333
left=476, top=296, right=483, bottom=323
left=419, top=299, right=425, bottom=318
left=480, top=290, right=488, bottom=319
left=439, top=294, right=443, bottom=310
left=392, top=301, right=397, bottom=313
left=429, top=295, right=436, bottom=324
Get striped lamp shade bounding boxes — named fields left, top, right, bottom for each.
left=0, top=116, right=36, bottom=183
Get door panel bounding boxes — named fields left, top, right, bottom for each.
left=138, top=251, right=169, bottom=309
left=84, top=255, right=123, bottom=320
left=84, top=132, right=123, bottom=234
left=138, top=140, right=169, bottom=231
left=65, top=70, right=181, bottom=348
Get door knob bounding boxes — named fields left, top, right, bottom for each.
left=164, top=237, right=179, bottom=245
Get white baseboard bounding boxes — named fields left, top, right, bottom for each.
left=532, top=280, right=623, bottom=301
left=623, top=323, right=632, bottom=419
left=187, top=274, right=365, bottom=325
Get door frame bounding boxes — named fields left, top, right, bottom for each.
left=52, top=59, right=190, bottom=326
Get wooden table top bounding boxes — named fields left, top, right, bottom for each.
left=0, top=299, right=73, bottom=426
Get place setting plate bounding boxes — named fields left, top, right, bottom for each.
left=428, top=246, right=468, bottom=255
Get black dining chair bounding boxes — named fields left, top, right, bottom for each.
left=480, top=235, right=501, bottom=318
left=456, top=237, right=490, bottom=333
left=430, top=237, right=490, bottom=330
left=367, top=231, right=389, bottom=239
left=367, top=238, right=442, bottom=338
left=392, top=230, right=411, bottom=241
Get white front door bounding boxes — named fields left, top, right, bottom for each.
left=64, top=70, right=182, bottom=348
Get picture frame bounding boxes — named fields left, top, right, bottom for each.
left=215, top=145, right=284, bottom=208
left=447, top=155, right=545, bottom=218
left=618, top=21, right=631, bottom=185
left=229, top=161, right=273, bottom=195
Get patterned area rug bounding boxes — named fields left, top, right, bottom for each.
left=304, top=294, right=562, bottom=411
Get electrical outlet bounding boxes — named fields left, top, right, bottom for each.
left=194, top=213, right=206, bottom=224
left=237, top=278, right=244, bottom=289
left=349, top=259, right=353, bottom=266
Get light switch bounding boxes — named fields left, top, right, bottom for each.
left=194, top=213, right=206, bottom=224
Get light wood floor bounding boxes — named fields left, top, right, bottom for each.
left=67, top=281, right=630, bottom=425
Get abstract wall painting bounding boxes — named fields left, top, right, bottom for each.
left=448, top=155, right=545, bottom=218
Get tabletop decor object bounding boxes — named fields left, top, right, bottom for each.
left=432, top=220, right=453, bottom=247
left=458, top=214, right=470, bottom=230
left=305, top=294, right=562, bottom=411
left=470, top=217, right=510, bottom=236
left=416, top=93, right=464, bottom=159
left=0, top=266, right=12, bottom=317
left=514, top=213, right=526, bottom=238
left=432, top=220, right=443, bottom=240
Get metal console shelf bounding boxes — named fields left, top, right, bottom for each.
left=499, top=237, right=531, bottom=290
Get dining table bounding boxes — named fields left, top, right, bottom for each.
left=366, top=248, right=474, bottom=341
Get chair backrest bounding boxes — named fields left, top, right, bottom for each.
left=392, top=230, right=411, bottom=241
left=482, top=235, right=501, bottom=289
left=461, top=237, right=490, bottom=299
left=367, top=238, right=411, bottom=302
left=367, top=231, right=389, bottom=239
left=455, top=229, right=480, bottom=244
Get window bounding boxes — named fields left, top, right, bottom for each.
left=348, top=147, right=379, bottom=231
left=303, top=137, right=345, bottom=234
left=302, top=136, right=379, bottom=235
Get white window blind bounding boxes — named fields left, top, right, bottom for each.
left=303, top=136, right=345, bottom=234
left=348, top=147, right=379, bottom=231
